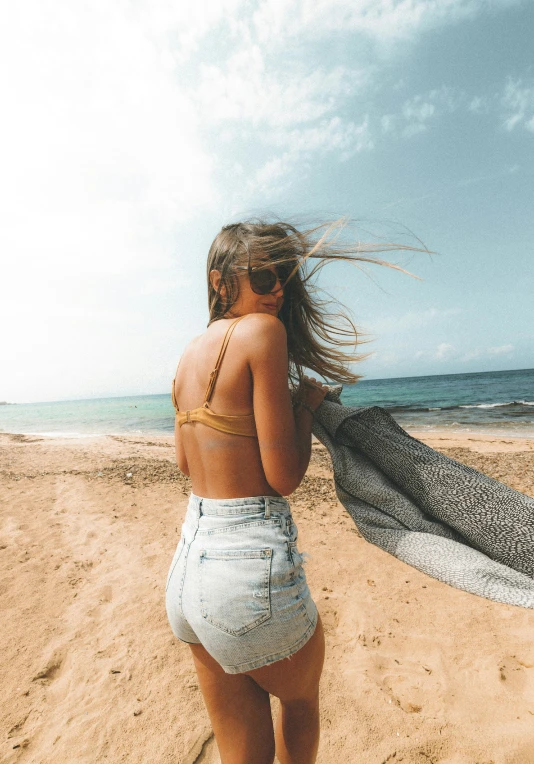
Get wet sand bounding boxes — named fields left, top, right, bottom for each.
left=1, top=431, right=534, bottom=763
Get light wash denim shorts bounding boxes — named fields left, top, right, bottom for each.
left=165, top=493, right=318, bottom=674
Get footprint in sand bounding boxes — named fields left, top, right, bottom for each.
left=7, top=712, right=30, bottom=739
left=380, top=737, right=448, bottom=763
left=370, top=651, right=445, bottom=717
left=498, top=654, right=534, bottom=702
left=32, top=648, right=65, bottom=684
left=506, top=740, right=534, bottom=764
left=182, top=727, right=218, bottom=764
left=317, top=594, right=339, bottom=635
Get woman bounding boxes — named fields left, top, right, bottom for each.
left=166, top=220, right=411, bottom=764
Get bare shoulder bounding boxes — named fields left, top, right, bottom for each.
left=237, top=313, right=287, bottom=345
left=235, top=314, right=288, bottom=372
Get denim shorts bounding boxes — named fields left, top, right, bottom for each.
left=165, top=493, right=318, bottom=674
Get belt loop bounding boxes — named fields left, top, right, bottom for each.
left=265, top=497, right=271, bottom=519
left=198, top=498, right=203, bottom=516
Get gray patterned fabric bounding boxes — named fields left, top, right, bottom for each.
left=312, top=390, right=534, bottom=609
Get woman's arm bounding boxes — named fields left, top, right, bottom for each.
left=291, top=404, right=314, bottom=478
left=247, top=315, right=326, bottom=496
left=291, top=377, right=329, bottom=475
left=174, top=421, right=190, bottom=475
left=173, top=373, right=190, bottom=475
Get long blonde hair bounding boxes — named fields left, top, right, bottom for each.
left=206, top=218, right=425, bottom=390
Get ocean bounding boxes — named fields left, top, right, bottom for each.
left=1, top=368, right=533, bottom=439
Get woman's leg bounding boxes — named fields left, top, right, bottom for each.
left=189, top=643, right=276, bottom=764
left=245, top=614, right=325, bottom=764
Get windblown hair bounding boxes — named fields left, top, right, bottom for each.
left=206, top=218, right=426, bottom=391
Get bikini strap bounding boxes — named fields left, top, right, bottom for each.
left=203, top=316, right=246, bottom=404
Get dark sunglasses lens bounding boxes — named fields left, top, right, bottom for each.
left=250, top=269, right=278, bottom=294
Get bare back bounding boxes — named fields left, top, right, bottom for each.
left=173, top=316, right=281, bottom=498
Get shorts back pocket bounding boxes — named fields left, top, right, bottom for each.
left=199, top=548, right=272, bottom=636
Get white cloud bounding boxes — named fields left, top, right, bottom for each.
left=381, top=114, right=397, bottom=133
left=435, top=342, right=456, bottom=360
left=277, top=116, right=372, bottom=161
left=408, top=342, right=516, bottom=365
left=190, top=2, right=517, bottom=191
left=249, top=153, right=295, bottom=197
left=135, top=0, right=246, bottom=61
left=252, top=0, right=520, bottom=48
left=394, top=86, right=462, bottom=137
left=0, top=2, right=215, bottom=283
left=457, top=164, right=519, bottom=187
left=185, top=16, right=376, bottom=199
left=461, top=344, right=514, bottom=362
left=488, top=344, right=514, bottom=356
left=373, top=307, right=462, bottom=333
left=245, top=116, right=373, bottom=195
left=270, top=116, right=373, bottom=155
left=501, top=77, right=534, bottom=132
left=373, top=351, right=401, bottom=368
left=467, top=77, right=534, bottom=134
left=469, top=95, right=489, bottom=114
left=403, top=121, right=429, bottom=138
left=403, top=100, right=436, bottom=122
left=195, top=55, right=363, bottom=129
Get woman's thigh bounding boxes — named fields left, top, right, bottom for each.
left=244, top=614, right=325, bottom=702
left=189, top=643, right=276, bottom=764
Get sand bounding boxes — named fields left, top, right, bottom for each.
left=1, top=430, right=534, bottom=764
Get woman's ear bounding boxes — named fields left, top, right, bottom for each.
left=209, top=269, right=225, bottom=296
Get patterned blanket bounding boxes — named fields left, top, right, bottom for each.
left=312, top=392, right=534, bottom=609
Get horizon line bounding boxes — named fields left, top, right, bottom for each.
left=2, top=366, right=533, bottom=406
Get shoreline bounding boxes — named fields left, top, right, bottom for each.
left=2, top=426, right=534, bottom=444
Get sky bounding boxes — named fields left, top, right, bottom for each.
left=1, top=0, right=533, bottom=403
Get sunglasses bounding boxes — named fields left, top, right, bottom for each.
left=235, top=253, right=293, bottom=295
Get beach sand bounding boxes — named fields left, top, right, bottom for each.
left=1, top=431, right=534, bottom=764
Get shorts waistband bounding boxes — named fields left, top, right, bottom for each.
left=188, top=493, right=290, bottom=516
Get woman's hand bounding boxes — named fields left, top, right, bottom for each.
left=300, top=376, right=329, bottom=412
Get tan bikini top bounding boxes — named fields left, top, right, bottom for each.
left=171, top=316, right=257, bottom=438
